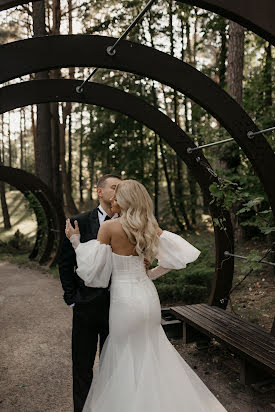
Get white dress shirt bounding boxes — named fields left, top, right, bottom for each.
left=97, top=204, right=119, bottom=225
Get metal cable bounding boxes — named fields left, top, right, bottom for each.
left=76, top=0, right=157, bottom=94
left=187, top=137, right=234, bottom=153
left=247, top=125, right=275, bottom=139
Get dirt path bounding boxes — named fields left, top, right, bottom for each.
left=0, top=261, right=73, bottom=412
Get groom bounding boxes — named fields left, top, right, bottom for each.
left=58, top=174, right=121, bottom=412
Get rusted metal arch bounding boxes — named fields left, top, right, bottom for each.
left=0, top=78, right=234, bottom=307
left=0, top=165, right=65, bottom=266
left=0, top=0, right=274, bottom=45
left=0, top=35, right=274, bottom=217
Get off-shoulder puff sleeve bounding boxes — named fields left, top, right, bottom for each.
left=74, top=239, right=112, bottom=288
left=157, top=230, right=200, bottom=269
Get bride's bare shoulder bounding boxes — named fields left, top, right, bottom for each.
left=101, top=218, right=122, bottom=232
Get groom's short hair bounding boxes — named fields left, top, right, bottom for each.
left=97, top=174, right=121, bottom=188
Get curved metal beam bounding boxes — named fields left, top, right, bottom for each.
left=0, top=79, right=234, bottom=307
left=0, top=35, right=274, bottom=217
left=0, top=0, right=274, bottom=44
left=0, top=165, right=65, bottom=266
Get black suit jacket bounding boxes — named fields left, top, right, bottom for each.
left=58, top=208, right=109, bottom=305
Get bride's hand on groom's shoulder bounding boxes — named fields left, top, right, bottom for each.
left=65, top=218, right=80, bottom=239
left=144, top=258, right=150, bottom=274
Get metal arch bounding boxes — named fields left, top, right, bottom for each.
left=0, top=35, right=274, bottom=217
left=0, top=165, right=65, bottom=266
left=0, top=78, right=234, bottom=307
left=0, top=0, right=274, bottom=45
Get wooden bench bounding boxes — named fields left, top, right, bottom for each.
left=170, top=303, right=275, bottom=385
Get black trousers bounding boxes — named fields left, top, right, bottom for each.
left=72, top=292, right=110, bottom=412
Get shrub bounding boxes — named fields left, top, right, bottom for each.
left=154, top=245, right=215, bottom=304
left=7, top=229, right=30, bottom=251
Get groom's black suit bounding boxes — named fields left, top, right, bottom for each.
left=58, top=208, right=110, bottom=412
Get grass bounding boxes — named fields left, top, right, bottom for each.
left=0, top=190, right=37, bottom=243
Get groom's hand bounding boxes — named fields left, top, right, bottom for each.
left=65, top=219, right=80, bottom=239
left=144, top=258, right=150, bottom=274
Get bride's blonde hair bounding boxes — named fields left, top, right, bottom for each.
left=115, top=180, right=159, bottom=263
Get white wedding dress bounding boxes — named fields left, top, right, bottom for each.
left=72, top=230, right=227, bottom=412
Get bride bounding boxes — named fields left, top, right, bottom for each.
left=65, top=179, right=227, bottom=412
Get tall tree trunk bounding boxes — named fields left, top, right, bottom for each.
left=32, top=0, right=53, bottom=188
left=49, top=0, right=64, bottom=205
left=1, top=115, right=5, bottom=164
left=0, top=119, right=11, bottom=230
left=88, top=111, right=96, bottom=204
left=8, top=113, right=11, bottom=167
left=169, top=7, right=188, bottom=224
left=60, top=102, right=78, bottom=215
left=31, top=105, right=37, bottom=158
left=184, top=11, right=198, bottom=225
left=50, top=101, right=62, bottom=204
left=148, top=20, right=159, bottom=220
left=19, top=108, right=24, bottom=169
left=263, top=42, right=272, bottom=109
left=79, top=104, right=84, bottom=205
left=159, top=137, right=185, bottom=232
left=153, top=132, right=159, bottom=220
left=219, top=19, right=227, bottom=89
left=64, top=0, right=75, bottom=196
left=139, top=124, right=145, bottom=183
left=227, top=21, right=245, bottom=105
left=226, top=21, right=245, bottom=241
left=0, top=181, right=11, bottom=230
left=67, top=112, right=72, bottom=193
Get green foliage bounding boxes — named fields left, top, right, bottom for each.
left=238, top=249, right=268, bottom=274
left=24, top=192, right=48, bottom=255
left=154, top=244, right=214, bottom=303
left=209, top=171, right=274, bottom=239
left=209, top=180, right=242, bottom=209
left=0, top=229, right=30, bottom=253
left=8, top=229, right=26, bottom=249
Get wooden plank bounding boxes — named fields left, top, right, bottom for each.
left=188, top=305, right=275, bottom=352
left=240, top=358, right=273, bottom=385
left=176, top=305, right=275, bottom=357
left=204, top=304, right=275, bottom=342
left=173, top=304, right=275, bottom=347
left=200, top=305, right=275, bottom=348
left=171, top=306, right=275, bottom=369
left=271, top=318, right=275, bottom=337
left=205, top=305, right=273, bottom=341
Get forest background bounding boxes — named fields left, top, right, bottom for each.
left=0, top=0, right=274, bottom=326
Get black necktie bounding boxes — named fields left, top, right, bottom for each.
left=104, top=215, right=111, bottom=221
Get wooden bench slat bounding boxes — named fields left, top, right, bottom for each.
left=173, top=304, right=275, bottom=345
left=173, top=305, right=275, bottom=356
left=187, top=305, right=275, bottom=352
left=201, top=304, right=275, bottom=343
left=200, top=304, right=275, bottom=348
left=171, top=306, right=275, bottom=369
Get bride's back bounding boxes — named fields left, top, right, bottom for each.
left=107, top=218, right=139, bottom=256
